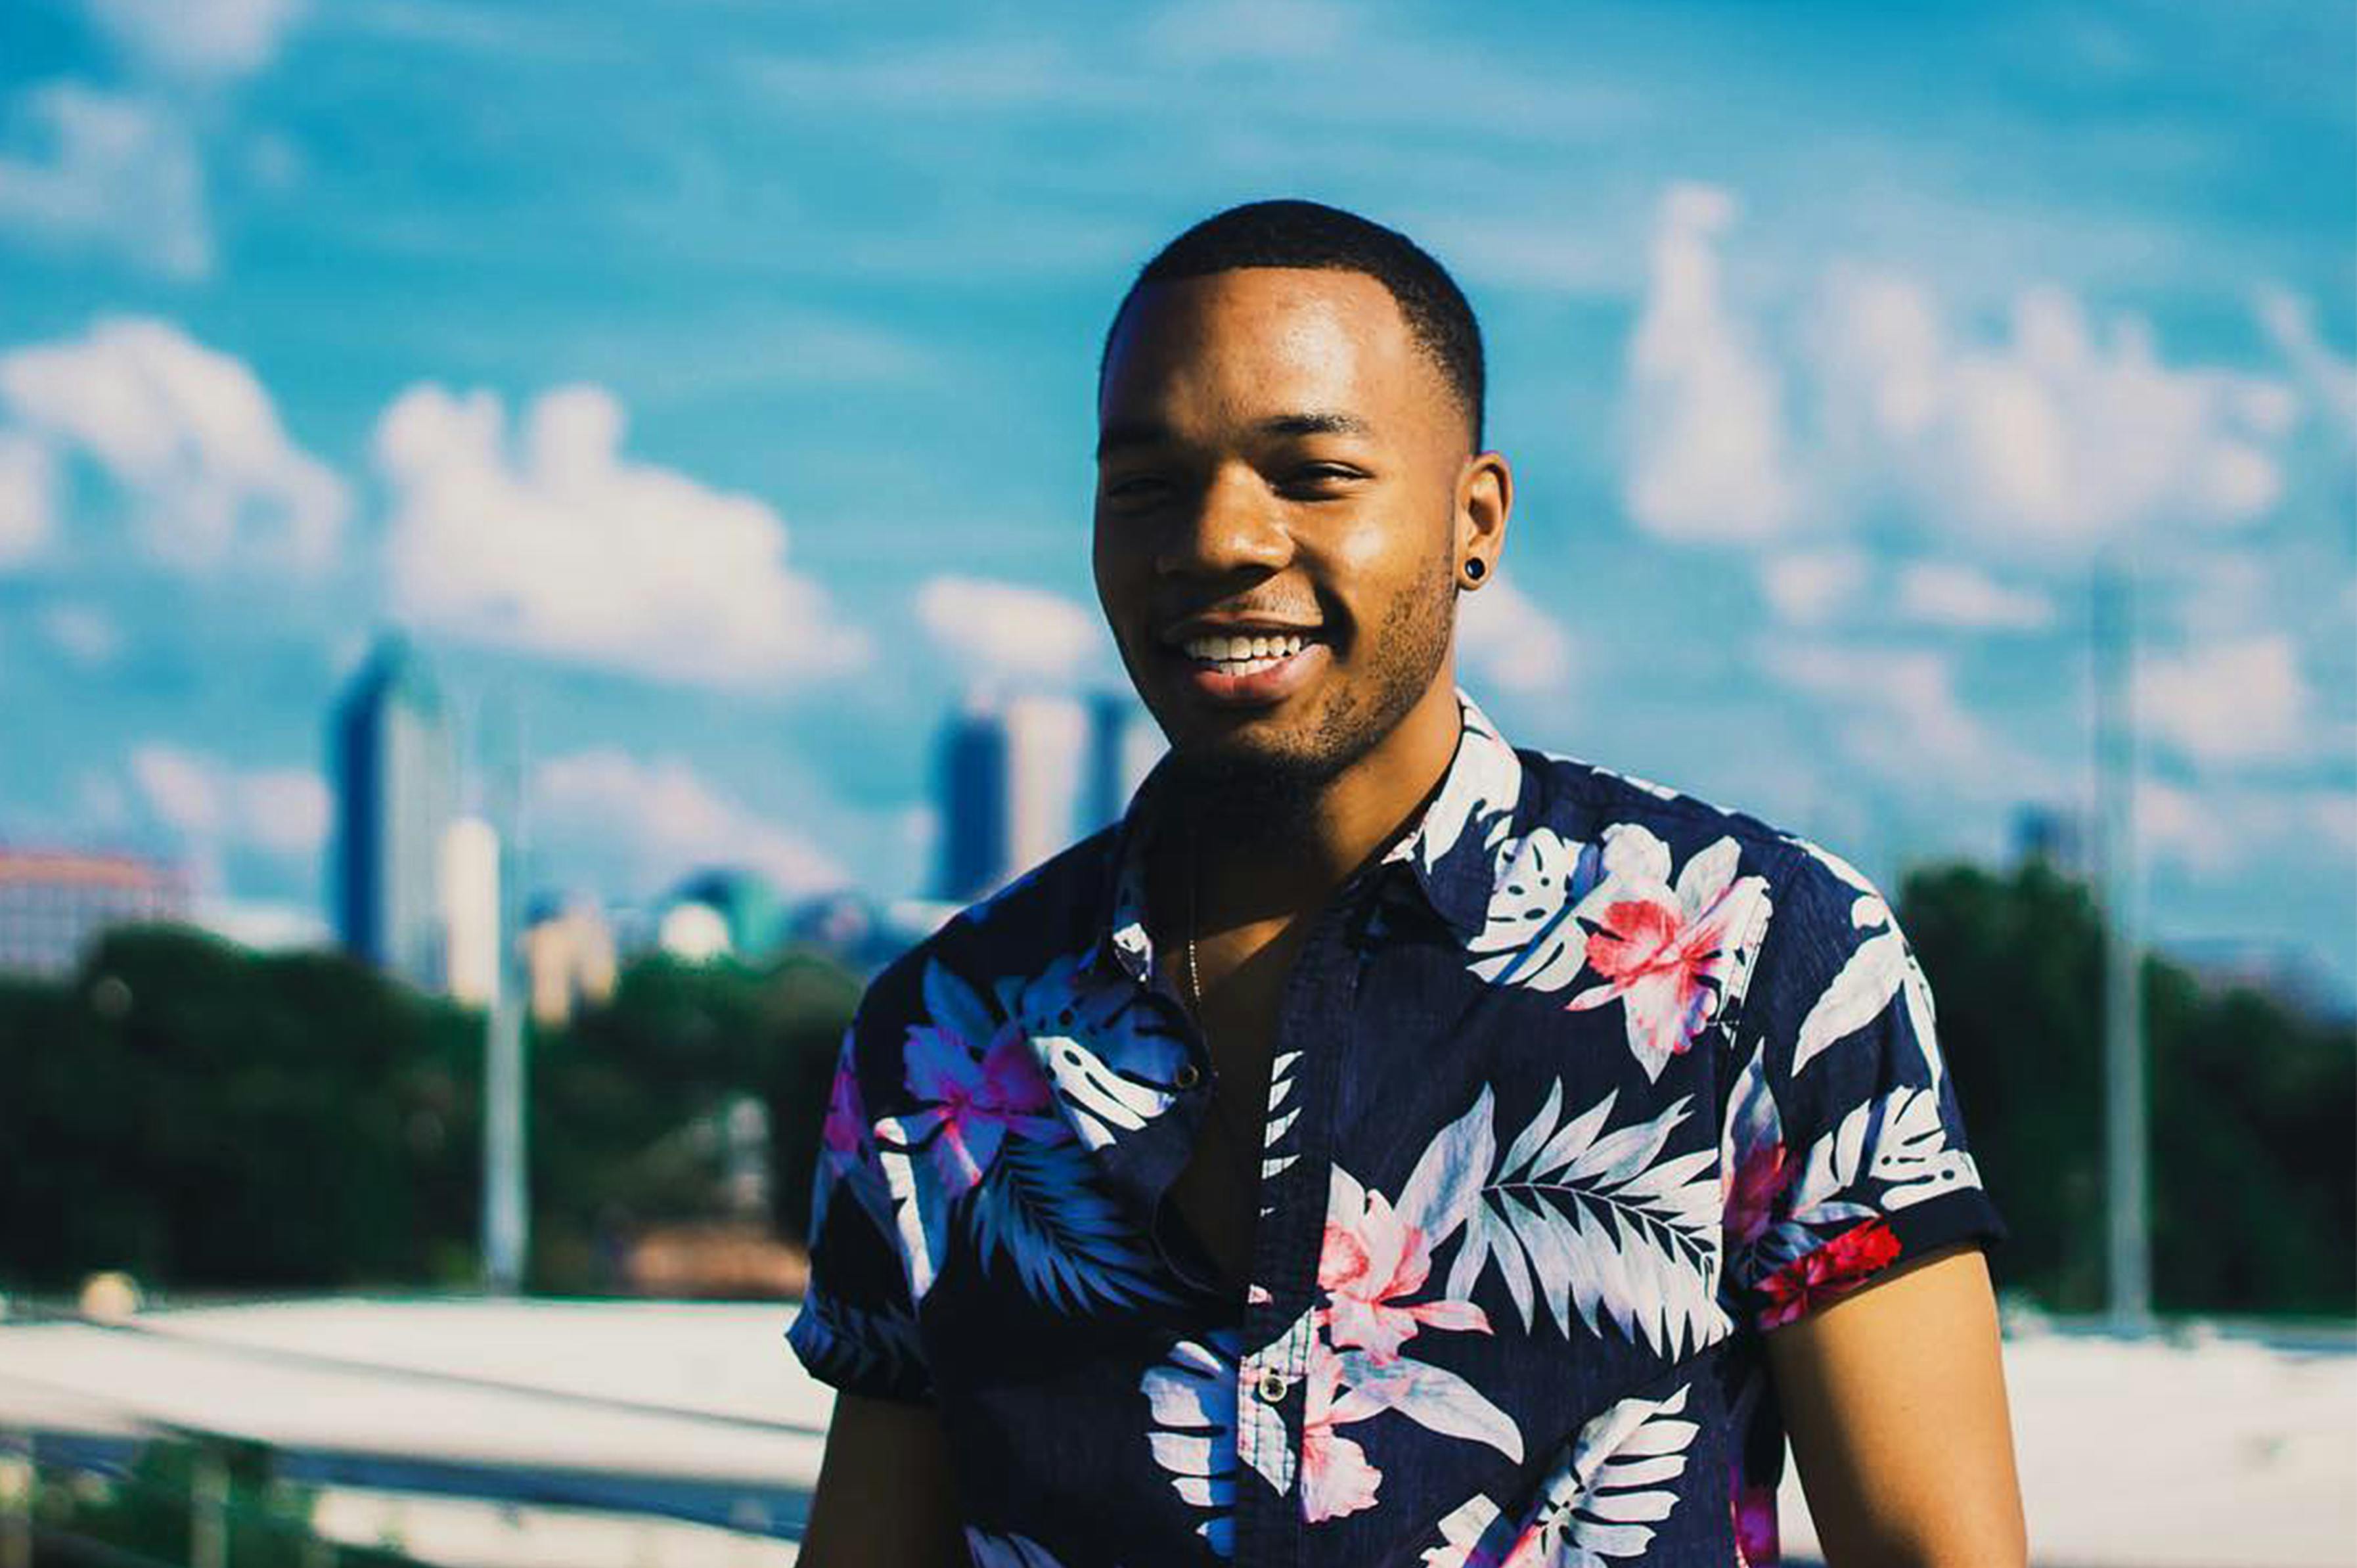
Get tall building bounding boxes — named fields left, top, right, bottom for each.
left=935, top=690, right=1091, bottom=902
left=0, top=848, right=187, bottom=977
left=439, top=815, right=501, bottom=1007
left=331, top=635, right=457, bottom=991
left=522, top=897, right=617, bottom=1027
left=1084, top=690, right=1166, bottom=835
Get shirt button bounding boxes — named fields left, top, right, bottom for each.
left=1255, top=1370, right=1289, bottom=1404
left=1174, top=1062, right=1201, bottom=1090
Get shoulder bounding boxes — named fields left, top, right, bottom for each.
left=846, top=824, right=1127, bottom=1073
left=1508, top=744, right=1887, bottom=964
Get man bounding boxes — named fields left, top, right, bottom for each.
left=790, top=200, right=2027, bottom=1567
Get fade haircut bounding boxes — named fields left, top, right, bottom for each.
left=1100, top=199, right=1487, bottom=451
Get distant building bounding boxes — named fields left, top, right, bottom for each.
left=656, top=901, right=734, bottom=964
left=1084, top=690, right=1165, bottom=836
left=0, top=848, right=188, bottom=977
left=522, top=898, right=617, bottom=1027
left=439, top=816, right=501, bottom=1007
left=670, top=869, right=785, bottom=959
left=935, top=690, right=1090, bottom=901
left=331, top=636, right=457, bottom=991
left=2012, top=803, right=2094, bottom=880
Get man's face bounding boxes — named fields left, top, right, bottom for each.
left=1092, top=267, right=1469, bottom=795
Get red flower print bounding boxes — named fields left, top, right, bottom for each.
left=1758, top=1219, right=1903, bottom=1330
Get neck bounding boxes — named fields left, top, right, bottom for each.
left=1166, top=673, right=1466, bottom=933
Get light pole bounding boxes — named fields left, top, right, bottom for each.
left=2092, top=556, right=2151, bottom=1330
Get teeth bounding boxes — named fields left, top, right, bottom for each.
left=1182, top=631, right=1310, bottom=664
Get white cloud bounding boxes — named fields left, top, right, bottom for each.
left=0, top=430, right=53, bottom=565
left=1895, top=562, right=2055, bottom=631
left=1144, top=0, right=1349, bottom=62
left=2256, top=284, right=2357, bottom=445
left=2138, top=776, right=2356, bottom=877
left=131, top=744, right=222, bottom=835
left=2138, top=635, right=2312, bottom=766
left=1617, top=188, right=2305, bottom=562
left=376, top=382, right=867, bottom=688
left=1809, top=268, right=2295, bottom=555
left=39, top=602, right=121, bottom=664
left=1458, top=573, right=1576, bottom=693
left=915, top=574, right=1104, bottom=684
left=0, top=316, right=346, bottom=571
left=1623, top=184, right=1797, bottom=543
left=1759, top=548, right=1869, bottom=627
left=85, top=0, right=308, bottom=82
left=1762, top=640, right=2044, bottom=801
left=0, top=82, right=210, bottom=277
left=532, top=749, right=848, bottom=898
left=130, top=744, right=328, bottom=854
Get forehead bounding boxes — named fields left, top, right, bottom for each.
left=1099, top=267, right=1445, bottom=435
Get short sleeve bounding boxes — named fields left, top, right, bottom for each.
left=786, top=1018, right=935, bottom=1404
left=1722, top=841, right=2007, bottom=1333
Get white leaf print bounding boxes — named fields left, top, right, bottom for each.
left=1397, top=1085, right=1496, bottom=1251
left=1141, top=1333, right=1238, bottom=1557
left=1510, top=1382, right=1698, bottom=1566
left=1258, top=1050, right=1305, bottom=1218
left=1451, top=1083, right=1729, bottom=1359
left=1867, top=1086, right=1978, bottom=1209
left=1466, top=828, right=1596, bottom=991
left=1339, top=1349, right=1524, bottom=1464
left=1596, top=820, right=1672, bottom=889
left=1791, top=923, right=1908, bottom=1077
left=1036, top=1034, right=1176, bottom=1150
left=1421, top=1494, right=1504, bottom=1568
left=964, top=1531, right=1069, bottom=1568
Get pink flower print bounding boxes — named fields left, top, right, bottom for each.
left=820, top=1059, right=866, bottom=1160
left=894, top=1022, right=1065, bottom=1199
left=1318, top=1182, right=1490, bottom=1363
left=1298, top=1341, right=1388, bottom=1524
left=1567, top=849, right=1764, bottom=1079
left=1732, top=1470, right=1780, bottom=1565
left=1722, top=1136, right=1792, bottom=1250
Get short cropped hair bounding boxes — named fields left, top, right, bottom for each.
left=1100, top=199, right=1487, bottom=450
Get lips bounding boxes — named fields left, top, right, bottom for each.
left=1159, top=629, right=1330, bottom=707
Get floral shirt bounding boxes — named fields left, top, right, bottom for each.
left=787, top=689, right=2006, bottom=1567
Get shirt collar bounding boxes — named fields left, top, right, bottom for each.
left=1085, top=686, right=1524, bottom=983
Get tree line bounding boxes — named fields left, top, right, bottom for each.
left=0, top=858, right=2348, bottom=1318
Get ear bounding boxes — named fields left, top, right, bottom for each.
left=1454, top=450, right=1513, bottom=587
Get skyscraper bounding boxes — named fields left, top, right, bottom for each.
left=331, top=635, right=457, bottom=991
left=0, top=848, right=187, bottom=977
left=1085, top=689, right=1166, bottom=836
left=935, top=689, right=1092, bottom=902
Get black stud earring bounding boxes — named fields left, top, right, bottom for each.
left=1463, top=558, right=1486, bottom=583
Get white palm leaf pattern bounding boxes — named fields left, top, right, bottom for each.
left=1464, top=828, right=1599, bottom=991
left=964, top=1531, right=1072, bottom=1568
left=1443, top=1081, right=1728, bottom=1358
left=1510, top=1382, right=1698, bottom=1565
left=1259, top=1049, right=1304, bottom=1214
left=1140, top=1332, right=1239, bottom=1559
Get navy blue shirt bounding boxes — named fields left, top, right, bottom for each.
left=788, top=690, right=2005, bottom=1567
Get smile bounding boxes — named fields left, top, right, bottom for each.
left=1163, top=631, right=1330, bottom=706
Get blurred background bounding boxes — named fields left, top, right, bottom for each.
left=0, top=1, right=2350, bottom=1564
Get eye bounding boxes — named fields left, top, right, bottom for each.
left=1278, top=462, right=1366, bottom=497
left=1102, top=473, right=1173, bottom=503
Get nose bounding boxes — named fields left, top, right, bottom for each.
left=1154, top=462, right=1291, bottom=580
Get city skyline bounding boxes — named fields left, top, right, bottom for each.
left=0, top=1, right=2349, bottom=998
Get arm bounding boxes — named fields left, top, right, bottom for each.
left=1765, top=1241, right=2027, bottom=1568
left=799, top=1392, right=970, bottom=1567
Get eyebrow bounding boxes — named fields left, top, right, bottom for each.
left=1095, top=410, right=1374, bottom=459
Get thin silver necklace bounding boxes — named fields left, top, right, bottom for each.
left=1182, top=824, right=1263, bottom=1188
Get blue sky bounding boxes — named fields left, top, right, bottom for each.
left=1, top=0, right=2351, bottom=995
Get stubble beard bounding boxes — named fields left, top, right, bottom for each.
left=1163, top=546, right=1458, bottom=854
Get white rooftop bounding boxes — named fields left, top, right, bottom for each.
left=0, top=1296, right=2348, bottom=1567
